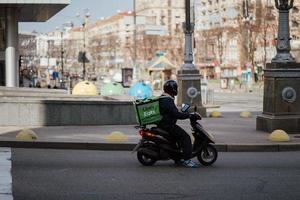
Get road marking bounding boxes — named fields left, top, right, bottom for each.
left=0, top=148, right=13, bottom=200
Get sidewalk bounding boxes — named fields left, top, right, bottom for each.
left=0, top=112, right=300, bottom=152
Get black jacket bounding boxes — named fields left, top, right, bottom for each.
left=158, top=94, right=190, bottom=129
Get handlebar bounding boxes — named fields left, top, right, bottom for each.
left=190, top=112, right=202, bottom=121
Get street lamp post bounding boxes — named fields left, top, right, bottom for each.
left=272, top=0, right=295, bottom=63
left=257, top=0, right=300, bottom=133
left=241, top=0, right=254, bottom=91
left=56, top=26, right=65, bottom=88
left=60, top=31, right=64, bottom=88
left=77, top=9, right=90, bottom=80
left=83, top=21, right=86, bottom=80
left=47, top=39, right=51, bottom=86
left=133, top=0, right=138, bottom=81
left=177, top=0, right=206, bottom=116
left=182, top=0, right=195, bottom=70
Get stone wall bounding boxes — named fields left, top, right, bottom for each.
left=0, top=87, right=137, bottom=126
left=0, top=98, right=136, bottom=126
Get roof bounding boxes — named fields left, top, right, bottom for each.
left=0, top=0, right=70, bottom=22
left=145, top=54, right=175, bottom=71
left=94, top=11, right=134, bottom=26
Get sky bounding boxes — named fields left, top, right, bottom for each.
left=19, top=0, right=133, bottom=33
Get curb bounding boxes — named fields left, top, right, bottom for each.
left=1, top=141, right=300, bottom=152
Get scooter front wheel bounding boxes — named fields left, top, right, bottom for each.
left=197, top=144, right=218, bottom=166
left=137, top=150, right=157, bottom=166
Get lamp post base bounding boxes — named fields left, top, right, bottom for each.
left=271, top=52, right=295, bottom=63
left=256, top=63, right=300, bottom=133
left=177, top=69, right=206, bottom=116
left=257, top=114, right=300, bottom=133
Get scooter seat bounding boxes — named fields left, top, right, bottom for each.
left=151, top=127, right=178, bottom=149
left=150, top=127, right=170, bottom=138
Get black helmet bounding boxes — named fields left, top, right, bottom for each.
left=163, top=80, right=178, bottom=97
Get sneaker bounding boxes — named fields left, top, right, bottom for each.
left=182, top=159, right=200, bottom=168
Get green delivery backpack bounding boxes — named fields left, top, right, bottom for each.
left=133, top=96, right=168, bottom=126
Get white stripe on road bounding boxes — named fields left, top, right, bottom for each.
left=0, top=148, right=13, bottom=200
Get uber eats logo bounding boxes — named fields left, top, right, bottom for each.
left=142, top=106, right=157, bottom=117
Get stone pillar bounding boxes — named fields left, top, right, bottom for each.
left=5, top=7, right=18, bottom=87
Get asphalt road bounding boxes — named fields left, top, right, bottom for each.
left=12, top=149, right=300, bottom=200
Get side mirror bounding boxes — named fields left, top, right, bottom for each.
left=181, top=103, right=190, bottom=112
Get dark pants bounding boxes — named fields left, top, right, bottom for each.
left=160, top=124, right=192, bottom=160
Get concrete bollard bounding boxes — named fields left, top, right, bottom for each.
left=16, top=129, right=38, bottom=141
left=209, top=111, right=222, bottom=118
left=240, top=111, right=252, bottom=118
left=269, top=130, right=290, bottom=142
left=105, top=131, right=128, bottom=142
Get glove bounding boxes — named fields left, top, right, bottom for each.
left=190, top=112, right=202, bottom=120
left=195, top=112, right=202, bottom=120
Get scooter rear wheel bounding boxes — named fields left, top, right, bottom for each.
left=197, top=144, right=218, bottom=166
left=137, top=151, right=157, bottom=166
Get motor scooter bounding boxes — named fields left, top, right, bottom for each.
left=133, top=104, right=218, bottom=166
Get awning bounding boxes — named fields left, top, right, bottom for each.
left=0, top=0, right=70, bottom=22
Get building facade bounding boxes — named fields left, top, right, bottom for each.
left=28, top=0, right=300, bottom=86
left=0, top=0, right=70, bottom=87
left=42, top=0, right=187, bottom=82
left=194, top=0, right=300, bottom=81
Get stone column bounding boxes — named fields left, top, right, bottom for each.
left=5, top=7, right=18, bottom=87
